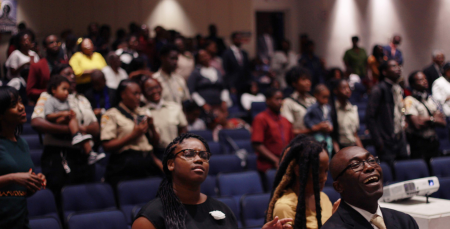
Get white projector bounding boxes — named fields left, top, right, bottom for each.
left=380, top=176, right=440, bottom=203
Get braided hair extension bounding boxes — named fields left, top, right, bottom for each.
left=157, top=133, right=211, bottom=229
left=266, top=136, right=327, bottom=229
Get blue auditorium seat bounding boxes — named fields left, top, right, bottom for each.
left=217, top=171, right=264, bottom=201
left=366, top=146, right=377, bottom=157
left=61, top=183, right=116, bottom=221
left=117, top=177, right=162, bottom=224
left=208, top=141, right=223, bottom=155
left=30, top=149, right=42, bottom=168
left=201, top=175, right=217, bottom=197
left=23, top=123, right=38, bottom=135
left=241, top=193, right=270, bottom=228
left=394, top=159, right=429, bottom=181
left=219, top=128, right=251, bottom=141
left=189, top=130, right=213, bottom=142
left=358, top=110, right=366, bottom=123
left=67, top=210, right=128, bottom=229
left=27, top=189, right=59, bottom=222
left=22, top=135, right=42, bottom=150
left=209, top=154, right=243, bottom=175
left=29, top=217, right=61, bottom=229
left=216, top=196, right=242, bottom=228
left=265, top=169, right=277, bottom=192
left=251, top=102, right=266, bottom=119
left=430, top=157, right=450, bottom=178
left=432, top=177, right=450, bottom=199
left=246, top=154, right=257, bottom=171
left=380, top=162, right=393, bottom=184
left=218, top=128, right=253, bottom=154
left=325, top=171, right=334, bottom=186
left=323, top=186, right=340, bottom=203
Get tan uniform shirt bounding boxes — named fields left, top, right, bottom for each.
left=153, top=70, right=190, bottom=105
left=404, top=95, right=438, bottom=138
left=143, top=100, right=188, bottom=148
left=281, top=92, right=316, bottom=130
left=100, top=103, right=153, bottom=153
left=336, top=100, right=359, bottom=145
left=31, top=92, right=97, bottom=147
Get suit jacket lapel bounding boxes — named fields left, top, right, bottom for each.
left=337, top=202, right=374, bottom=229
left=381, top=207, right=400, bottom=229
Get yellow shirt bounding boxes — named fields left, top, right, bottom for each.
left=69, top=52, right=107, bottom=85
left=273, top=189, right=332, bottom=229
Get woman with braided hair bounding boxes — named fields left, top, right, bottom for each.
left=132, top=133, right=293, bottom=229
left=267, top=135, right=337, bottom=229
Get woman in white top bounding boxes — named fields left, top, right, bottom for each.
left=271, top=40, right=298, bottom=89
left=240, top=81, right=266, bottom=111
left=432, top=62, right=450, bottom=117
left=5, top=31, right=39, bottom=80
left=102, top=52, right=128, bottom=89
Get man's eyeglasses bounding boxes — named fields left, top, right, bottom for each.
left=174, top=149, right=211, bottom=162
left=333, top=157, right=380, bottom=181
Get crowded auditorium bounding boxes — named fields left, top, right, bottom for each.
left=1, top=0, right=450, bottom=229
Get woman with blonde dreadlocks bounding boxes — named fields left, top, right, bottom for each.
left=266, top=136, right=334, bottom=229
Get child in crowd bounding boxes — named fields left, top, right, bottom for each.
left=240, top=81, right=266, bottom=111
left=304, top=84, right=333, bottom=154
left=210, top=107, right=250, bottom=141
left=184, top=100, right=207, bottom=131
left=45, top=75, right=105, bottom=165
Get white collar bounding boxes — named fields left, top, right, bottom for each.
left=346, top=201, right=383, bottom=224
left=146, top=99, right=165, bottom=110
left=230, top=45, right=240, bottom=52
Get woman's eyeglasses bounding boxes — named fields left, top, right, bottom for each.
left=174, top=149, right=211, bottom=162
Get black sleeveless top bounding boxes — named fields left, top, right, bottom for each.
left=136, top=197, right=238, bottom=229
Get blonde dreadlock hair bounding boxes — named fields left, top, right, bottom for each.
left=265, top=135, right=327, bottom=229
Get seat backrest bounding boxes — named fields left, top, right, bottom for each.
left=380, top=162, right=393, bottom=184
left=241, top=193, right=270, bottom=228
left=209, top=155, right=243, bottom=175
left=201, top=175, right=217, bottom=197
left=218, top=128, right=251, bottom=142
left=27, top=189, right=59, bottom=219
left=432, top=177, right=450, bottom=199
left=430, top=157, right=450, bottom=178
left=62, top=183, right=116, bottom=218
left=251, top=102, right=266, bottom=119
left=67, top=210, right=128, bottom=229
left=29, top=217, right=61, bottom=229
left=208, top=141, right=223, bottom=155
left=218, top=171, right=264, bottom=197
left=29, top=149, right=43, bottom=168
left=22, top=135, right=42, bottom=150
left=265, top=169, right=277, bottom=192
left=394, top=159, right=429, bottom=181
left=323, top=187, right=340, bottom=203
left=189, top=130, right=214, bottom=142
left=325, top=171, right=334, bottom=187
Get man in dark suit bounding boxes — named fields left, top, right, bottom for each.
left=84, top=70, right=116, bottom=119
left=322, top=146, right=419, bottom=229
left=423, top=50, right=445, bottom=92
left=222, top=32, right=250, bottom=94
left=206, top=24, right=226, bottom=57
left=366, top=59, right=408, bottom=171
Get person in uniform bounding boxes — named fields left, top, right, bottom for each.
left=153, top=44, right=190, bottom=105
left=101, top=79, right=162, bottom=188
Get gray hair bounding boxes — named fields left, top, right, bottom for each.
left=432, top=50, right=444, bottom=58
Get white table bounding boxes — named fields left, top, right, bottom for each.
left=379, top=196, right=450, bottom=229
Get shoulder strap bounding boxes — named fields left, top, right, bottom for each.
left=116, top=106, right=135, bottom=121
left=288, top=96, right=307, bottom=109
left=417, top=97, right=433, bottom=117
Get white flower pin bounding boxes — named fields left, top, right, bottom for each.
left=209, top=210, right=226, bottom=220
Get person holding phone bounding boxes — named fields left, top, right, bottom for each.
left=101, top=79, right=162, bottom=188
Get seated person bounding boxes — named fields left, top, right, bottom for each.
left=84, top=70, right=116, bottom=119
left=252, top=88, right=293, bottom=172
left=322, top=146, right=419, bottom=229
left=240, top=81, right=266, bottom=111
left=304, top=84, right=333, bottom=154
left=210, top=107, right=250, bottom=142
left=141, top=77, right=188, bottom=149
left=281, top=67, right=316, bottom=135
left=101, top=80, right=163, bottom=187
left=331, top=79, right=363, bottom=153
left=184, top=101, right=207, bottom=131
left=188, top=49, right=231, bottom=113
left=102, top=52, right=128, bottom=89
left=267, top=135, right=335, bottom=228
left=44, top=75, right=104, bottom=165
left=405, top=71, right=446, bottom=163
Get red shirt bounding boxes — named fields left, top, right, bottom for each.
left=26, top=58, right=67, bottom=102
left=251, top=109, right=293, bottom=172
